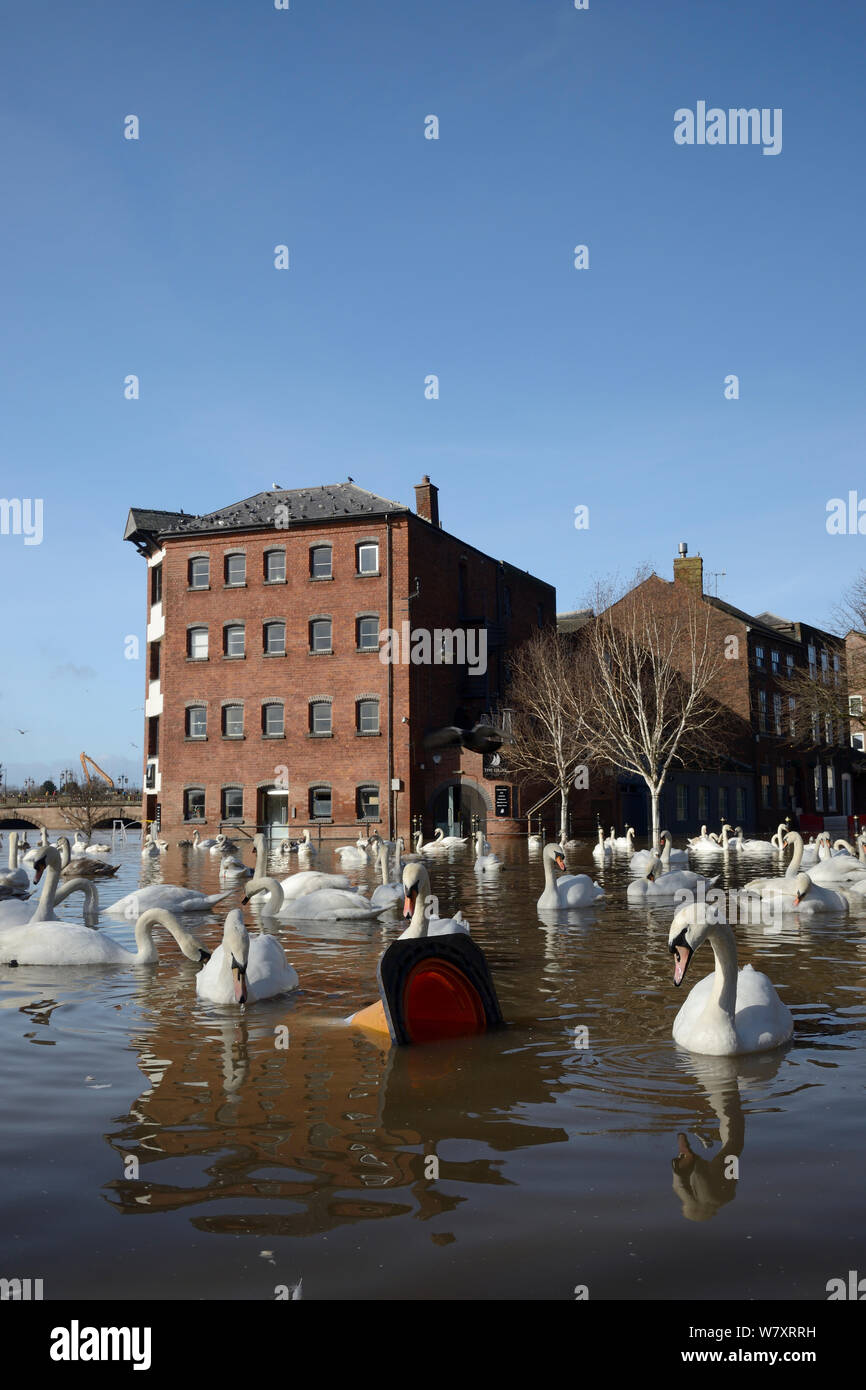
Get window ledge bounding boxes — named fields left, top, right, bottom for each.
left=264, top=578, right=287, bottom=585
left=184, top=736, right=208, bottom=743
left=223, top=655, right=246, bottom=661
left=188, top=585, right=211, bottom=592
left=356, top=730, right=381, bottom=737
left=224, top=582, right=247, bottom=589
left=309, top=649, right=333, bottom=656
left=222, top=735, right=246, bottom=741
left=186, top=657, right=209, bottom=662
left=355, top=571, right=381, bottom=579
left=263, top=733, right=286, bottom=740
left=310, top=575, right=334, bottom=582
left=263, top=651, right=286, bottom=659
left=356, top=647, right=379, bottom=655
left=308, top=732, right=334, bottom=739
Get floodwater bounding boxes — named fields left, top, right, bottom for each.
left=0, top=832, right=863, bottom=1301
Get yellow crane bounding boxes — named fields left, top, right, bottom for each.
left=80, top=753, right=114, bottom=789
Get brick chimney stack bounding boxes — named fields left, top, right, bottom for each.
left=673, top=541, right=703, bottom=595
left=414, top=475, right=440, bottom=527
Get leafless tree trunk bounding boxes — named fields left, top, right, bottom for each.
left=505, top=629, right=594, bottom=839
left=580, top=579, right=729, bottom=852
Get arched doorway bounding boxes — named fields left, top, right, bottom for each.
left=428, top=778, right=492, bottom=835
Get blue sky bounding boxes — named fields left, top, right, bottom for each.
left=1, top=0, right=863, bottom=784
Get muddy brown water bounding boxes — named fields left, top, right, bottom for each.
left=0, top=835, right=863, bottom=1300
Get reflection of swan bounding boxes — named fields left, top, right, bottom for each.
left=195, top=908, right=297, bottom=1005
left=671, top=1056, right=749, bottom=1223
left=473, top=830, right=503, bottom=873
left=0, top=846, right=99, bottom=927
left=399, top=862, right=470, bottom=938
left=0, top=907, right=207, bottom=967
left=0, top=832, right=29, bottom=894
left=628, top=857, right=717, bottom=901
left=668, top=903, right=793, bottom=1054
left=105, top=884, right=233, bottom=918
left=538, top=843, right=604, bottom=908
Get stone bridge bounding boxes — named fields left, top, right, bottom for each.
left=0, top=800, right=142, bottom=831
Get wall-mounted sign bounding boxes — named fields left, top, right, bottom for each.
left=155, top=802, right=161, bottom=832
left=494, top=785, right=510, bottom=818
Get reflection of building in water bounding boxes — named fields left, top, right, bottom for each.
left=101, top=967, right=568, bottom=1242
left=670, top=1052, right=784, bottom=1223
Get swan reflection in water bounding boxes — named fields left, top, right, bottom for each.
left=669, top=1050, right=785, bottom=1223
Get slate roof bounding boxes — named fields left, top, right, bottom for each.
left=124, top=483, right=410, bottom=546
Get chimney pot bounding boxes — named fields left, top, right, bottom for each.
left=673, top=544, right=703, bottom=595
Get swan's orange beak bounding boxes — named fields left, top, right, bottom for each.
left=672, top=943, right=691, bottom=986
left=403, top=885, right=417, bottom=921
left=555, top=853, right=566, bottom=871
left=231, top=956, right=248, bottom=1006
left=33, top=861, right=45, bottom=884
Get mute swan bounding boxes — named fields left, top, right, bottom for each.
left=538, top=843, right=604, bottom=909
left=219, top=847, right=253, bottom=879
left=370, top=843, right=407, bottom=910
left=668, top=904, right=793, bottom=1055
left=56, top=836, right=119, bottom=879
left=0, top=846, right=99, bottom=928
left=336, top=840, right=372, bottom=867
left=627, top=858, right=718, bottom=902
left=104, top=884, right=234, bottom=918
left=592, top=827, right=612, bottom=862
left=399, top=861, right=470, bottom=938
left=244, top=873, right=385, bottom=921
left=527, top=829, right=543, bottom=848
left=559, top=829, right=581, bottom=851
left=786, top=871, right=850, bottom=914
left=687, top=825, right=717, bottom=849
left=660, top=831, right=689, bottom=866
left=240, top=834, right=356, bottom=897
left=611, top=826, right=632, bottom=851
left=141, top=833, right=163, bottom=858
left=729, top=827, right=774, bottom=855
left=0, top=833, right=29, bottom=894
left=0, top=907, right=209, bottom=968
left=296, top=828, right=316, bottom=859
left=770, top=823, right=788, bottom=850
left=474, top=830, right=503, bottom=873
left=195, top=908, right=298, bottom=1005
left=192, top=829, right=220, bottom=850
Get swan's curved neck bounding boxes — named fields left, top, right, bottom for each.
left=8, top=832, right=18, bottom=871
left=705, top=923, right=738, bottom=1019
left=784, top=832, right=804, bottom=877
left=248, top=874, right=284, bottom=912
left=404, top=869, right=431, bottom=937
left=30, top=860, right=62, bottom=921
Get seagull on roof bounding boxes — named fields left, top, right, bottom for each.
left=272, top=482, right=282, bottom=489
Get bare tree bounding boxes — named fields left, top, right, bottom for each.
left=61, top=779, right=112, bottom=838
left=505, top=628, right=594, bottom=838
left=581, top=578, right=730, bottom=852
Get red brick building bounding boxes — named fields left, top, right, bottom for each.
left=561, top=545, right=854, bottom=838
left=124, top=478, right=555, bottom=842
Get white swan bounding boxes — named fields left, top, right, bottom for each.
left=370, top=842, right=405, bottom=910
left=627, top=858, right=718, bottom=902
left=668, top=903, right=793, bottom=1055
left=770, top=823, right=788, bottom=850
left=191, top=829, right=220, bottom=850
left=0, top=907, right=208, bottom=968
left=0, top=832, right=29, bottom=894
left=244, top=872, right=384, bottom=921
left=399, top=861, right=470, bottom=938
left=335, top=839, right=372, bottom=867
left=611, top=826, right=633, bottom=851
left=729, top=827, right=775, bottom=855
left=473, top=829, right=503, bottom=873
left=592, top=826, right=612, bottom=862
left=141, top=831, right=163, bottom=858
left=195, top=908, right=298, bottom=1005
left=687, top=825, right=717, bottom=849
left=786, top=871, right=850, bottom=914
left=0, top=846, right=99, bottom=927
left=527, top=828, right=543, bottom=848
left=659, top=831, right=689, bottom=866
left=296, top=828, right=316, bottom=860
left=538, top=843, right=604, bottom=909
left=104, top=884, right=234, bottom=918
